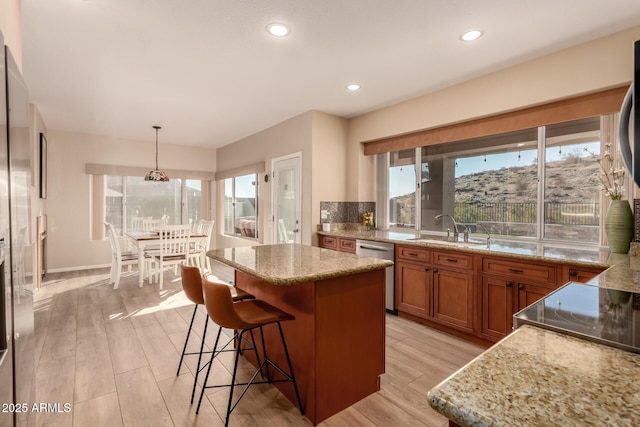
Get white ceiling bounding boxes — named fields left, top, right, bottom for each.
left=20, top=0, right=640, bottom=149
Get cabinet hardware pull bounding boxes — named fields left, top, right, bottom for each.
left=407, top=253, right=418, bottom=257
left=506, top=281, right=513, bottom=287
left=433, top=268, right=438, bottom=273
left=424, top=267, right=430, bottom=272
left=518, top=284, right=524, bottom=290
left=445, top=258, right=458, bottom=263
left=508, top=268, right=524, bottom=273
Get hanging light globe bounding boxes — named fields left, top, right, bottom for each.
left=144, top=125, right=169, bottom=182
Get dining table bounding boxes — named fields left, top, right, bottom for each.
left=125, top=231, right=208, bottom=286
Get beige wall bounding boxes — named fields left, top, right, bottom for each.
left=215, top=110, right=350, bottom=249
left=347, top=25, right=640, bottom=201
left=215, top=112, right=313, bottom=248
left=311, top=111, right=348, bottom=244
left=0, top=0, right=21, bottom=68
left=46, top=130, right=216, bottom=270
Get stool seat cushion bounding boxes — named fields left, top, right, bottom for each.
left=181, top=264, right=255, bottom=305
left=234, top=299, right=295, bottom=329
left=202, top=278, right=294, bottom=330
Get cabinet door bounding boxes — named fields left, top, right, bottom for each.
left=566, top=266, right=605, bottom=284
left=396, top=261, right=430, bottom=318
left=319, top=235, right=337, bottom=250
left=481, top=276, right=514, bottom=340
left=516, top=282, right=553, bottom=312
left=432, top=268, right=474, bottom=332
left=338, top=238, right=356, bottom=254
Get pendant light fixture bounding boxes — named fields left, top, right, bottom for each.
left=144, top=125, right=169, bottom=182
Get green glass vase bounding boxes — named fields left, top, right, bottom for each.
left=605, top=200, right=634, bottom=254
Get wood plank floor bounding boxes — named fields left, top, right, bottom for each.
left=29, top=262, right=484, bottom=426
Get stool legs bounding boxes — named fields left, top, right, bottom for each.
left=195, top=322, right=304, bottom=426
left=177, top=304, right=212, bottom=404
left=278, top=322, right=303, bottom=415
left=191, top=315, right=209, bottom=404
left=195, top=328, right=262, bottom=415
left=177, top=304, right=199, bottom=376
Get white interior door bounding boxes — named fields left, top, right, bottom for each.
left=272, top=154, right=301, bottom=244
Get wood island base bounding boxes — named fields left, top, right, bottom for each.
left=234, top=268, right=386, bottom=425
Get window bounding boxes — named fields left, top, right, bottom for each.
left=105, top=176, right=206, bottom=235
left=389, top=149, right=416, bottom=229
left=223, top=173, right=258, bottom=239
left=381, top=116, right=608, bottom=245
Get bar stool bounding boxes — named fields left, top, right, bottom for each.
left=196, top=277, right=304, bottom=426
left=177, top=265, right=254, bottom=403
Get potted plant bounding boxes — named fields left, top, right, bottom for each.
left=591, top=142, right=634, bottom=253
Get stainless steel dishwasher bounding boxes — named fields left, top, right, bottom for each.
left=356, top=239, right=396, bottom=314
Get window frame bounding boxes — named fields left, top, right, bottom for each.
left=222, top=173, right=259, bottom=240
left=378, top=115, right=621, bottom=247
left=104, top=175, right=208, bottom=236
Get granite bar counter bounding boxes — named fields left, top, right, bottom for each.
left=427, top=325, right=640, bottom=427
left=207, top=244, right=392, bottom=425
left=207, top=242, right=392, bottom=285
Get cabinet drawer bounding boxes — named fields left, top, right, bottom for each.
left=396, top=245, right=431, bottom=263
left=482, top=257, right=557, bottom=286
left=433, top=250, right=473, bottom=270
left=319, top=235, right=337, bottom=250
left=339, top=238, right=356, bottom=253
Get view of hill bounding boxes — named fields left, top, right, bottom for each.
left=389, top=155, right=603, bottom=227
left=454, top=155, right=601, bottom=204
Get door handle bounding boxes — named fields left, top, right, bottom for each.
left=293, top=229, right=299, bottom=233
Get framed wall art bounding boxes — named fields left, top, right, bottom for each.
left=39, top=132, right=47, bottom=199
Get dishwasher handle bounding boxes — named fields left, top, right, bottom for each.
left=358, top=244, right=392, bottom=253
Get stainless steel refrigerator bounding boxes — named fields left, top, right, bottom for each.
left=1, top=31, right=36, bottom=427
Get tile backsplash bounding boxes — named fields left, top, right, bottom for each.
left=320, top=201, right=375, bottom=224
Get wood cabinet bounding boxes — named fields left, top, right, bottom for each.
left=481, top=257, right=559, bottom=341
left=339, top=237, right=356, bottom=254
left=318, top=234, right=337, bottom=250
left=561, top=264, right=606, bottom=284
left=433, top=268, right=474, bottom=332
left=318, top=235, right=356, bottom=254
left=396, top=259, right=431, bottom=317
left=396, top=245, right=475, bottom=334
left=324, top=234, right=609, bottom=347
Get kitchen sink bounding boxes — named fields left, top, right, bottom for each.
left=406, top=236, right=487, bottom=246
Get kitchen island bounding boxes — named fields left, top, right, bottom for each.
left=207, top=243, right=393, bottom=425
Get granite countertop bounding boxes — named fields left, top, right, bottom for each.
left=318, top=229, right=609, bottom=268
left=207, top=243, right=393, bottom=285
left=427, top=325, right=640, bottom=427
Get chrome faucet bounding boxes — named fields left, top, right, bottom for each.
left=475, top=222, right=492, bottom=246
left=434, top=213, right=468, bottom=241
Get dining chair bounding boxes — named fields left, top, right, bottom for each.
left=143, top=218, right=165, bottom=232
left=187, top=219, right=215, bottom=271
left=105, top=222, right=139, bottom=290
left=148, top=224, right=191, bottom=289
left=130, top=216, right=148, bottom=232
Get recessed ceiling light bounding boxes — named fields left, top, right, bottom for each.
left=346, top=84, right=361, bottom=91
left=460, top=29, right=483, bottom=42
left=267, top=23, right=290, bottom=37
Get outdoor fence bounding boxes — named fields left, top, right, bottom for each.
left=454, top=202, right=599, bottom=226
